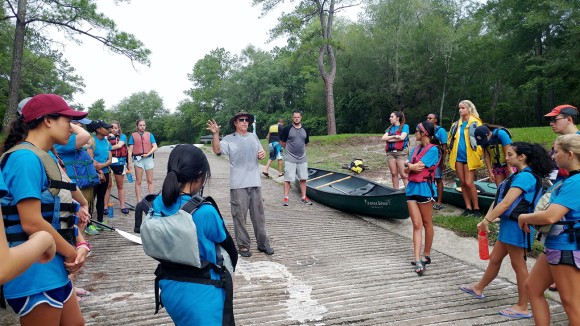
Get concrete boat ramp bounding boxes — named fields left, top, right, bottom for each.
left=0, top=146, right=569, bottom=325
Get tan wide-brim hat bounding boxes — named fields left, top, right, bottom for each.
left=229, top=111, right=255, bottom=129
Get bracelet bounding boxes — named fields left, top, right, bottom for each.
left=76, top=241, right=91, bottom=251
left=76, top=245, right=91, bottom=252
left=485, top=217, right=493, bottom=223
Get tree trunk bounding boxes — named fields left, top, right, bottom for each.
left=490, top=79, right=501, bottom=124
left=316, top=0, right=337, bottom=135
left=3, top=0, right=28, bottom=134
left=534, top=35, right=544, bottom=125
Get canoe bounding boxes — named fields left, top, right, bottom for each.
left=297, top=168, right=409, bottom=219
left=442, top=180, right=497, bottom=212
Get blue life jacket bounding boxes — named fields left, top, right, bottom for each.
left=1, top=144, right=79, bottom=246
left=494, top=170, right=543, bottom=221
left=61, top=148, right=100, bottom=189
left=541, top=172, right=580, bottom=249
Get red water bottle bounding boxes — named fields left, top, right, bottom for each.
left=478, top=230, right=490, bottom=260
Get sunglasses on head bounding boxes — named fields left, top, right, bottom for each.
left=238, top=118, right=249, bottom=122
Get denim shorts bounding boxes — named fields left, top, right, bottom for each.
left=134, top=156, right=154, bottom=171
left=6, top=280, right=73, bottom=317
left=544, top=248, right=580, bottom=269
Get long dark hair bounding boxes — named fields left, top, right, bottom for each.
left=390, top=111, right=406, bottom=132
left=161, top=144, right=211, bottom=206
left=511, top=142, right=553, bottom=178
left=1, top=114, right=60, bottom=154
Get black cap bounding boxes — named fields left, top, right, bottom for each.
left=92, top=119, right=113, bottom=130
left=474, top=125, right=491, bottom=147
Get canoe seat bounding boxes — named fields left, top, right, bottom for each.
left=349, top=183, right=376, bottom=196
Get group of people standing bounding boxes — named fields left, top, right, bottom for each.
left=0, top=93, right=160, bottom=325
left=386, top=100, right=579, bottom=323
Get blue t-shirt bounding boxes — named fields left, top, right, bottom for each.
left=1, top=148, right=69, bottom=298
left=497, top=167, right=537, bottom=248
left=128, top=132, right=156, bottom=145
left=545, top=173, right=580, bottom=250
left=152, top=194, right=227, bottom=325
left=93, top=135, right=112, bottom=173
left=456, top=121, right=468, bottom=162
left=406, top=146, right=439, bottom=197
left=489, top=129, right=512, bottom=147
left=0, top=172, right=7, bottom=198
left=435, top=126, right=448, bottom=145
left=385, top=124, right=410, bottom=150
left=110, top=134, right=128, bottom=165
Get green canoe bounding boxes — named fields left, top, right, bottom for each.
left=297, top=168, right=409, bottom=219
left=442, top=180, right=497, bottom=212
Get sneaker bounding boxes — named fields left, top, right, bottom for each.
left=460, top=209, right=473, bottom=217
left=433, top=203, right=444, bottom=210
left=283, top=197, right=289, bottom=206
left=471, top=209, right=483, bottom=218
left=85, top=224, right=99, bottom=235
left=300, top=197, right=312, bottom=205
left=95, top=220, right=109, bottom=231
left=239, top=247, right=252, bottom=257
left=258, top=247, right=275, bottom=255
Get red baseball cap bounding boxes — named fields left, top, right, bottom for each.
left=544, top=104, right=578, bottom=119
left=21, top=94, right=88, bottom=123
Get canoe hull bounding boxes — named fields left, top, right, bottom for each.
left=298, top=168, right=409, bottom=219
left=442, top=181, right=497, bottom=212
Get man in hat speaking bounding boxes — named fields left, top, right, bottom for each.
left=207, top=112, right=274, bottom=258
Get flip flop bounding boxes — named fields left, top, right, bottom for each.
left=262, top=172, right=270, bottom=177
left=278, top=172, right=284, bottom=177
left=499, top=308, right=532, bottom=319
left=75, top=287, right=91, bottom=297
left=460, top=285, right=485, bottom=299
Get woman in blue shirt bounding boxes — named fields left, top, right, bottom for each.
left=405, top=121, right=440, bottom=275
left=519, top=134, right=580, bottom=325
left=150, top=144, right=238, bottom=325
left=382, top=111, right=410, bottom=190
left=460, top=142, right=551, bottom=319
left=1, top=94, right=87, bottom=324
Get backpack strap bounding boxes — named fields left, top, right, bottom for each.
left=448, top=121, right=459, bottom=151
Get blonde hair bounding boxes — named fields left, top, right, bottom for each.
left=111, top=120, right=122, bottom=134
left=555, top=134, right=580, bottom=159
left=459, top=100, right=480, bottom=119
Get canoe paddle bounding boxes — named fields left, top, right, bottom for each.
left=89, top=219, right=142, bottom=245
left=109, top=194, right=136, bottom=211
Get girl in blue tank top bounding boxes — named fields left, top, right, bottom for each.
left=460, top=142, right=552, bottom=319
left=1, top=94, right=88, bottom=324
left=518, top=134, right=580, bottom=325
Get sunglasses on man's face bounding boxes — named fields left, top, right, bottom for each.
left=238, top=118, right=249, bottom=122
left=549, top=116, right=567, bottom=123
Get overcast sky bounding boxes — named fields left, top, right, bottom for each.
left=59, top=0, right=293, bottom=111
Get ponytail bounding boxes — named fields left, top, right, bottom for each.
left=511, top=142, right=552, bottom=178
left=1, top=116, right=28, bottom=154
left=161, top=170, right=181, bottom=207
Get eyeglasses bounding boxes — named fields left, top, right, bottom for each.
left=238, top=118, right=249, bottom=122
left=549, top=117, right=567, bottom=123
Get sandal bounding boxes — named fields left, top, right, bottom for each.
left=278, top=172, right=284, bottom=177
left=415, top=261, right=425, bottom=276
left=121, top=208, right=130, bottom=214
left=411, top=255, right=431, bottom=266
left=239, top=247, right=252, bottom=257
left=262, top=172, right=270, bottom=177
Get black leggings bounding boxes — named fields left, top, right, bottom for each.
left=94, top=173, right=110, bottom=222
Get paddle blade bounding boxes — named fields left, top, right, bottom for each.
left=116, top=229, right=142, bottom=245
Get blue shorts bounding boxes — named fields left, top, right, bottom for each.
left=6, top=281, right=73, bottom=317
left=434, top=166, right=442, bottom=179
left=268, top=142, right=283, bottom=160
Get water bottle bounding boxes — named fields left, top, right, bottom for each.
left=478, top=230, right=490, bottom=260
left=127, top=169, right=134, bottom=183
left=107, top=203, right=114, bottom=218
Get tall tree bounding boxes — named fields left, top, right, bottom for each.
left=1, top=0, right=151, bottom=133
left=253, top=0, right=359, bottom=135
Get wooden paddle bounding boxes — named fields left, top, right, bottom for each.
left=315, top=176, right=352, bottom=189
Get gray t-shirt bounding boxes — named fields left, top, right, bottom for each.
left=285, top=127, right=308, bottom=164
left=220, top=132, right=262, bottom=189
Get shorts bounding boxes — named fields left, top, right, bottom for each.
left=386, top=148, right=409, bottom=161
left=110, top=164, right=125, bottom=175
left=133, top=156, right=154, bottom=171
left=268, top=142, right=283, bottom=160
left=6, top=281, right=73, bottom=317
left=492, top=164, right=517, bottom=176
left=544, top=248, right=580, bottom=269
left=406, top=195, right=435, bottom=204
left=284, top=162, right=308, bottom=182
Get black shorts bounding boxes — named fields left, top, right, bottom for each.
left=406, top=195, right=436, bottom=204
left=110, top=164, right=124, bottom=175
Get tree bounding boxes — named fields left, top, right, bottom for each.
left=1, top=0, right=151, bottom=133
left=252, top=0, right=359, bottom=135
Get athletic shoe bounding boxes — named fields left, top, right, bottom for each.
left=300, top=197, right=312, bottom=205
left=85, top=225, right=99, bottom=235
left=460, top=209, right=473, bottom=217
left=283, top=197, right=289, bottom=206
left=433, top=203, right=444, bottom=210
left=471, top=209, right=483, bottom=218
left=95, top=220, right=108, bottom=231
left=258, top=247, right=275, bottom=255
